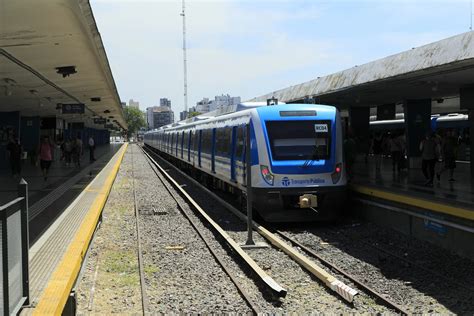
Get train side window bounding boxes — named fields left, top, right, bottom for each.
left=183, top=130, right=189, bottom=158
left=188, top=130, right=193, bottom=160
left=235, top=126, right=245, bottom=160
left=216, top=127, right=232, bottom=157
left=171, top=133, right=175, bottom=153
left=194, top=130, right=199, bottom=153
left=215, top=128, right=224, bottom=156
left=202, top=129, right=212, bottom=154
left=176, top=132, right=179, bottom=156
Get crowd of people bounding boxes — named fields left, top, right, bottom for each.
left=345, top=128, right=461, bottom=186
left=5, top=134, right=97, bottom=181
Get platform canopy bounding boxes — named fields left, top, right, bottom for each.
left=0, top=0, right=126, bottom=130
left=249, top=31, right=474, bottom=109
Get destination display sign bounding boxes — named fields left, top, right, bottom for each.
left=62, top=103, right=85, bottom=114
left=314, top=124, right=328, bottom=133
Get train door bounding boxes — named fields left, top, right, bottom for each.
left=231, top=126, right=237, bottom=182
left=175, top=132, right=179, bottom=156
left=188, top=130, right=192, bottom=162
left=198, top=130, right=202, bottom=167
left=171, top=133, right=175, bottom=155
left=211, top=128, right=216, bottom=173
left=181, top=131, right=185, bottom=159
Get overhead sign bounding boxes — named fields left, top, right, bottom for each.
left=94, top=118, right=106, bottom=124
left=62, top=103, right=85, bottom=114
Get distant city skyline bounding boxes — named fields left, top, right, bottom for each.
left=92, top=0, right=472, bottom=115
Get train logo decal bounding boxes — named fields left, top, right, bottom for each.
left=281, top=177, right=325, bottom=186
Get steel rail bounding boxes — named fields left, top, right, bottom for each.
left=131, top=145, right=150, bottom=313
left=140, top=146, right=277, bottom=314
left=275, top=230, right=409, bottom=315
left=141, top=146, right=361, bottom=304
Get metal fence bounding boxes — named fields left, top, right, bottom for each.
left=0, top=179, right=29, bottom=315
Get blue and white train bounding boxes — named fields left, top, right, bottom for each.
left=144, top=103, right=347, bottom=222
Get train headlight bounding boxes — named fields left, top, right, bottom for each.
left=331, top=163, right=342, bottom=184
left=260, top=165, right=274, bottom=186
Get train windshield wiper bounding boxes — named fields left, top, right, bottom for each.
left=302, top=145, right=320, bottom=168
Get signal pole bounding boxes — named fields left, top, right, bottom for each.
left=181, top=0, right=188, bottom=119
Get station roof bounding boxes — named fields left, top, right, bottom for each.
left=249, top=31, right=474, bottom=108
left=0, top=0, right=126, bottom=130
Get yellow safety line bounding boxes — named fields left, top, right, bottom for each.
left=351, top=184, right=474, bottom=221
left=33, top=143, right=128, bottom=315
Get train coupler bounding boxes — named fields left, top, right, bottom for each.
left=298, top=194, right=318, bottom=208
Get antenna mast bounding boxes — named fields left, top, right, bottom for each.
left=181, top=0, right=188, bottom=118
left=470, top=0, right=473, bottom=30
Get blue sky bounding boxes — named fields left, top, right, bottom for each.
left=91, top=0, right=472, bottom=115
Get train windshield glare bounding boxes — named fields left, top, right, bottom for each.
left=266, top=120, right=331, bottom=161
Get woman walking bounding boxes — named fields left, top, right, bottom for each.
left=38, top=136, right=53, bottom=181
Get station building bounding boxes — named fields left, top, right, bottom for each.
left=0, top=0, right=126, bottom=173
left=250, top=31, right=474, bottom=176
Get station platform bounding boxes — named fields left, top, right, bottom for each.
left=350, top=155, right=473, bottom=259
left=351, top=156, right=473, bottom=221
left=0, top=144, right=122, bottom=243
left=19, top=143, right=127, bottom=315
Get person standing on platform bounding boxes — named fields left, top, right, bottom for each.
left=7, top=136, right=22, bottom=177
left=419, top=132, right=439, bottom=186
left=38, top=136, right=53, bottom=181
left=344, top=130, right=357, bottom=181
left=63, top=138, right=73, bottom=166
left=437, top=129, right=458, bottom=182
left=389, top=132, right=403, bottom=172
left=370, top=132, right=384, bottom=172
left=88, top=136, right=96, bottom=162
left=73, top=134, right=83, bottom=167
left=397, top=132, right=407, bottom=171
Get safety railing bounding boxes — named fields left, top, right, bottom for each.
left=0, top=179, right=29, bottom=315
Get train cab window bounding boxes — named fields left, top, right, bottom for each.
left=201, top=129, right=212, bottom=154
left=235, top=126, right=245, bottom=160
left=216, top=127, right=232, bottom=157
left=265, top=120, right=331, bottom=161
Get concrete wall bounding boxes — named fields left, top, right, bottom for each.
left=353, top=198, right=474, bottom=260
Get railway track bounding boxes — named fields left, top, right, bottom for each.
left=141, top=145, right=406, bottom=314
left=140, top=145, right=267, bottom=314
left=131, top=145, right=150, bottom=314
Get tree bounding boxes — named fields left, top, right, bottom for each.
left=123, top=106, right=146, bottom=137
left=188, top=111, right=201, bottom=118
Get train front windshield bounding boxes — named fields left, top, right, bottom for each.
left=266, top=120, right=331, bottom=161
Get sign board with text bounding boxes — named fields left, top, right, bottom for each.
left=62, top=103, right=85, bottom=114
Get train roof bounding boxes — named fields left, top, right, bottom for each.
left=146, top=102, right=337, bottom=133
left=370, top=113, right=467, bottom=125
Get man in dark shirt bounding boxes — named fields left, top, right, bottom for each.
left=6, top=137, right=22, bottom=176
